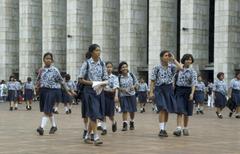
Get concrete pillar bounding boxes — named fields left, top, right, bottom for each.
left=180, top=0, right=209, bottom=72
left=148, top=0, right=178, bottom=79
left=120, top=0, right=148, bottom=76
left=42, top=0, right=66, bottom=72
left=67, top=0, right=92, bottom=80
left=214, top=0, right=240, bottom=83
left=0, top=0, right=19, bottom=80
left=92, top=0, right=120, bottom=68
left=19, top=0, right=42, bottom=81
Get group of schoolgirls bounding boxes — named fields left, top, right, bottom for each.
left=6, top=76, right=35, bottom=111
left=213, top=72, right=240, bottom=119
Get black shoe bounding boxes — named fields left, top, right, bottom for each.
left=9, top=107, right=13, bottom=111
left=173, top=129, right=182, bottom=137
left=196, top=111, right=199, bottom=114
left=97, top=126, right=103, bottom=131
left=236, top=115, right=240, bottom=119
left=129, top=121, right=135, bottom=130
left=101, top=129, right=107, bottom=135
left=82, top=130, right=87, bottom=139
left=29, top=106, right=32, bottom=110
left=112, top=122, right=117, bottom=132
left=84, top=138, right=93, bottom=144
left=183, top=129, right=189, bottom=136
left=158, top=130, right=168, bottom=137
left=14, top=107, right=18, bottom=110
left=65, top=110, right=69, bottom=114
left=199, top=110, right=204, bottom=114
left=143, top=108, right=145, bottom=112
left=26, top=106, right=29, bottom=110
left=90, top=133, right=94, bottom=141
left=68, top=109, right=72, bottom=114
left=229, top=112, right=233, bottom=117
left=94, top=139, right=103, bottom=146
left=53, top=110, right=59, bottom=114
left=122, top=122, right=128, bottom=131
left=37, top=127, right=44, bottom=136
left=140, top=109, right=144, bottom=113
left=49, top=127, right=57, bottom=134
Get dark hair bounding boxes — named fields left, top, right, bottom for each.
left=216, top=72, right=224, bottom=79
left=85, top=51, right=92, bottom=59
left=235, top=71, right=240, bottom=77
left=27, top=77, right=32, bottom=82
left=65, top=74, right=71, bottom=81
left=43, top=52, right=53, bottom=60
left=9, top=76, right=14, bottom=81
left=118, top=61, right=128, bottom=74
left=181, top=54, right=194, bottom=64
left=106, top=61, right=113, bottom=67
left=160, top=50, right=170, bottom=57
left=85, top=44, right=100, bottom=59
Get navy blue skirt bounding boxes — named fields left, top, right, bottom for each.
left=81, top=94, right=87, bottom=118
left=39, top=88, right=58, bottom=113
left=138, top=91, right=147, bottom=103
left=24, top=89, right=34, bottom=101
left=120, top=95, right=137, bottom=113
left=232, top=89, right=240, bottom=107
left=154, top=84, right=177, bottom=113
left=194, top=91, right=205, bottom=103
left=55, top=89, right=62, bottom=102
left=62, top=91, right=72, bottom=104
left=175, top=86, right=193, bottom=116
left=104, top=92, right=115, bottom=117
left=83, top=87, right=105, bottom=121
left=214, top=92, right=227, bottom=109
left=7, top=90, right=17, bottom=102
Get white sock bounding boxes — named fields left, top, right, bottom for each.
left=49, top=116, right=57, bottom=127
left=15, top=103, right=18, bottom=108
left=54, top=107, right=58, bottom=112
left=64, top=106, right=68, bottom=112
left=102, top=122, right=107, bottom=130
left=40, top=116, right=48, bottom=128
left=123, top=121, right=128, bottom=124
left=94, top=133, right=99, bottom=141
left=84, top=123, right=88, bottom=130
left=176, top=126, right=181, bottom=130
left=97, top=121, right=102, bottom=127
left=159, top=123, right=164, bottom=130
left=183, top=127, right=188, bottom=130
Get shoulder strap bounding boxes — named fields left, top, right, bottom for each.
left=84, top=60, right=89, bottom=80
left=100, top=60, right=104, bottom=80
left=130, top=72, right=136, bottom=85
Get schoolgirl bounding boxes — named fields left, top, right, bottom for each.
left=36, top=52, right=72, bottom=136
left=149, top=50, right=182, bottom=137
left=98, top=61, right=119, bottom=135
left=194, top=75, right=206, bottom=114
left=79, top=44, right=108, bottom=145
left=118, top=61, right=138, bottom=131
left=7, top=76, right=17, bottom=111
left=23, top=77, right=34, bottom=110
left=228, top=71, right=240, bottom=118
left=213, top=72, right=227, bottom=119
left=62, top=74, right=76, bottom=114
left=137, top=77, right=148, bottom=113
left=173, top=54, right=197, bottom=136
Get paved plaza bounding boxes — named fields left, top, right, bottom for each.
left=0, top=102, right=239, bottom=154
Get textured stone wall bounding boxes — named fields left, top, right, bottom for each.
left=67, top=0, right=92, bottom=80
left=19, top=0, right=42, bottom=81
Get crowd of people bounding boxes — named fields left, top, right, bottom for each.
left=1, top=44, right=240, bottom=146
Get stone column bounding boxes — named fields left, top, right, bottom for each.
left=149, top=0, right=178, bottom=79
left=214, top=0, right=240, bottom=83
left=180, top=0, right=209, bottom=72
left=67, top=0, right=92, bottom=80
left=42, top=0, right=66, bottom=72
left=0, top=0, right=19, bottom=80
left=92, top=0, right=120, bottom=68
left=120, top=0, right=148, bottom=76
left=19, top=0, right=42, bottom=81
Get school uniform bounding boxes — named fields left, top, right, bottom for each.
left=150, top=63, right=177, bottom=113
left=213, top=79, right=227, bottom=109
left=62, top=80, right=76, bottom=104
left=137, top=82, right=148, bottom=103
left=15, top=81, right=22, bottom=101
left=175, top=67, right=197, bottom=116
left=7, top=81, right=17, bottom=102
left=104, top=74, right=119, bottom=117
left=79, top=58, right=108, bottom=121
left=119, top=73, right=138, bottom=113
left=37, top=65, right=65, bottom=113
left=230, top=78, right=240, bottom=107
left=194, top=81, right=205, bottom=103
left=24, top=82, right=34, bottom=101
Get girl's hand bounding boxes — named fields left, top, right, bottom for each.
left=189, top=93, right=194, bottom=101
